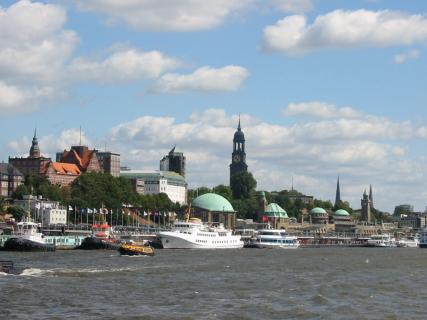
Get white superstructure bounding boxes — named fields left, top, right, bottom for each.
left=11, top=220, right=45, bottom=244
left=159, top=219, right=243, bottom=249
left=366, top=234, right=396, bottom=247
left=250, top=229, right=299, bottom=249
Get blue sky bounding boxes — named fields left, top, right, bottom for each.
left=1, top=0, right=427, bottom=212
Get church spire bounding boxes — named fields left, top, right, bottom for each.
left=238, top=113, right=241, bottom=131
left=29, top=128, right=40, bottom=158
left=369, top=184, right=374, bottom=210
left=335, top=176, right=341, bottom=207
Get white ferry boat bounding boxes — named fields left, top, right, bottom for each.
left=158, top=218, right=244, bottom=249
left=396, top=236, right=419, bottom=248
left=249, top=229, right=299, bottom=249
left=419, top=228, right=427, bottom=248
left=3, top=220, right=55, bottom=251
left=366, top=234, right=396, bottom=248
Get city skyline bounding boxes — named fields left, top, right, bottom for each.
left=1, top=0, right=427, bottom=212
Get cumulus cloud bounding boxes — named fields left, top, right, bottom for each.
left=262, top=10, right=427, bottom=54
left=393, top=49, right=420, bottom=64
left=151, top=66, right=250, bottom=93
left=271, top=0, right=313, bottom=13
left=283, top=102, right=363, bottom=119
left=73, top=0, right=252, bottom=32
left=69, top=49, right=181, bottom=83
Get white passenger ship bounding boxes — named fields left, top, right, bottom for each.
left=158, top=218, right=244, bottom=249
left=249, top=229, right=300, bottom=249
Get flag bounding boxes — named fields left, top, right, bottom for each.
left=143, top=211, right=147, bottom=217
left=262, top=215, right=269, bottom=223
left=69, top=205, right=73, bottom=211
left=87, top=208, right=93, bottom=214
left=93, top=208, right=98, bottom=214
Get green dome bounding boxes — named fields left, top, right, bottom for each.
left=192, top=193, right=234, bottom=212
left=265, top=203, right=289, bottom=218
left=334, top=209, right=350, bottom=216
left=310, top=207, right=328, bottom=216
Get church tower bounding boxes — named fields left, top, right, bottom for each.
left=335, top=176, right=341, bottom=207
left=229, top=116, right=248, bottom=184
left=29, top=128, right=41, bottom=158
left=369, top=184, right=374, bottom=211
left=361, top=189, right=372, bottom=223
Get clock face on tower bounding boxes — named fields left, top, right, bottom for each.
left=233, top=154, right=241, bottom=163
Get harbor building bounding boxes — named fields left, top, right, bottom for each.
left=121, top=170, right=187, bottom=205
left=191, top=193, right=236, bottom=229
left=0, top=163, right=24, bottom=198
left=160, top=146, right=186, bottom=178
left=263, top=203, right=289, bottom=229
left=229, top=117, right=248, bottom=184
left=309, top=207, right=329, bottom=224
left=14, top=195, right=67, bottom=226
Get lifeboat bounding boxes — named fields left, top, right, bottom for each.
left=118, top=243, right=155, bottom=256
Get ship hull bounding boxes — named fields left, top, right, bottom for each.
left=78, top=237, right=121, bottom=250
left=3, top=237, right=55, bottom=252
left=419, top=243, right=427, bottom=248
left=160, top=233, right=244, bottom=249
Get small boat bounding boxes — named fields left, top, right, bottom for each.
left=396, top=236, right=419, bottom=248
left=79, top=223, right=121, bottom=250
left=365, top=234, right=396, bottom=247
left=0, top=261, right=14, bottom=274
left=119, top=243, right=155, bottom=256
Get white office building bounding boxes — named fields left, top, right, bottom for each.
left=14, top=195, right=67, bottom=225
left=120, top=170, right=187, bottom=205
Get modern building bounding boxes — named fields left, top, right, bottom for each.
left=160, top=146, right=186, bottom=178
left=97, top=151, right=121, bottom=177
left=120, top=170, right=187, bottom=205
left=229, top=117, right=248, bottom=184
left=0, top=163, right=24, bottom=198
left=191, top=193, right=236, bottom=229
left=9, top=130, right=51, bottom=177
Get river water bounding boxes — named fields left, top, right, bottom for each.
left=1, top=248, right=426, bottom=319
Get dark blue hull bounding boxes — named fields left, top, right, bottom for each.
left=78, top=237, right=121, bottom=250
left=3, top=237, right=55, bottom=252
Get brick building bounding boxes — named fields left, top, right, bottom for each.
left=0, top=163, right=24, bottom=197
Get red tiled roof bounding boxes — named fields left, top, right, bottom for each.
left=51, top=162, right=81, bottom=175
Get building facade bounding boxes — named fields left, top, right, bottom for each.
left=160, top=146, right=186, bottom=178
left=97, top=151, right=121, bottom=177
left=229, top=117, right=248, bottom=184
left=14, top=195, right=67, bottom=226
left=0, top=163, right=24, bottom=197
left=9, top=130, right=51, bottom=177
left=121, top=170, right=187, bottom=205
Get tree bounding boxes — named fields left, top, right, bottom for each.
left=7, top=206, right=26, bottom=222
left=212, top=185, right=232, bottom=201
left=230, top=171, right=257, bottom=199
left=333, top=201, right=353, bottom=213
left=0, top=196, right=5, bottom=213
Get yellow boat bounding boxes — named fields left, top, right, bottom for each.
left=118, top=243, right=155, bottom=256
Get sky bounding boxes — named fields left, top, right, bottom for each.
left=1, top=0, right=427, bottom=213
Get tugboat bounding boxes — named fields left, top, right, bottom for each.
left=78, top=223, right=121, bottom=250
left=118, top=243, right=155, bottom=256
left=3, top=220, right=55, bottom=252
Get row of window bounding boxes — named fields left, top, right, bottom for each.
left=258, top=239, right=297, bottom=244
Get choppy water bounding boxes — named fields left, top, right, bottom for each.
left=1, top=248, right=427, bottom=319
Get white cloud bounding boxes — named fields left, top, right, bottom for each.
left=283, top=102, right=363, bottom=119
left=393, top=49, right=420, bottom=64
left=73, top=0, right=252, bottom=32
left=69, top=49, right=181, bottom=83
left=271, top=0, right=313, bottom=13
left=151, top=66, right=250, bottom=93
left=0, top=82, right=54, bottom=115
left=262, top=10, right=427, bottom=54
